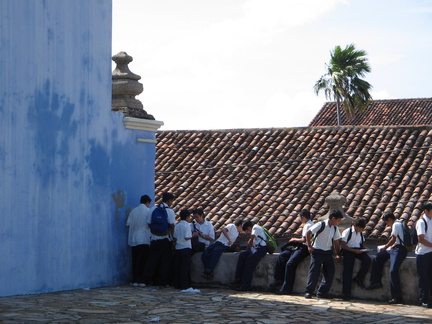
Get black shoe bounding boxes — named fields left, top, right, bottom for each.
left=304, top=292, right=312, bottom=299
left=388, top=298, right=404, bottom=305
left=342, top=294, right=351, bottom=301
left=353, top=277, right=365, bottom=289
left=317, top=293, right=333, bottom=299
left=230, top=279, right=242, bottom=289
left=206, top=272, right=214, bottom=280
left=366, top=282, right=383, bottom=290
left=276, top=289, right=292, bottom=295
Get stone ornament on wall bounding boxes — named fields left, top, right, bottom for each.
left=112, top=51, right=155, bottom=120
left=318, top=191, right=354, bottom=230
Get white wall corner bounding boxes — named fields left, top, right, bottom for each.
left=123, top=117, right=164, bottom=132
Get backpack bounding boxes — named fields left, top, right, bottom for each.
left=410, top=218, right=428, bottom=247
left=397, top=220, right=419, bottom=252
left=150, top=204, right=169, bottom=236
left=260, top=227, right=277, bottom=254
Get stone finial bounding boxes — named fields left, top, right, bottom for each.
left=318, top=190, right=354, bottom=230
left=112, top=52, right=155, bottom=120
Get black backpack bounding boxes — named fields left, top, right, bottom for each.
left=150, top=204, right=169, bottom=236
left=397, top=219, right=427, bottom=251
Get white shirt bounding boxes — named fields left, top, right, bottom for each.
left=147, top=202, right=176, bottom=241
left=126, top=204, right=151, bottom=246
left=191, top=220, right=215, bottom=246
left=217, top=224, right=239, bottom=246
left=309, top=219, right=341, bottom=251
left=302, top=220, right=314, bottom=245
left=391, top=221, right=404, bottom=246
left=174, top=220, right=192, bottom=250
left=253, top=225, right=267, bottom=247
left=415, top=216, right=432, bottom=255
left=341, top=226, right=363, bottom=249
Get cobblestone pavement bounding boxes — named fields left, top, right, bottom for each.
left=1, top=285, right=431, bottom=324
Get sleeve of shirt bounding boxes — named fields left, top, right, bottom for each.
left=333, top=227, right=342, bottom=240
left=416, top=218, right=426, bottom=236
left=308, top=222, right=321, bottom=234
left=341, top=228, right=350, bottom=242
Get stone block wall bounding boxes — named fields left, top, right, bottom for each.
left=191, top=252, right=419, bottom=304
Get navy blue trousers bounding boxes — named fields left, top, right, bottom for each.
left=131, top=244, right=149, bottom=283
left=235, top=246, right=267, bottom=290
left=143, top=238, right=173, bottom=286
left=274, top=250, right=293, bottom=282
left=201, top=241, right=229, bottom=273
left=416, top=251, right=432, bottom=304
left=281, top=246, right=309, bottom=293
left=305, top=249, right=334, bottom=295
left=342, top=249, right=371, bottom=296
left=173, top=248, right=192, bottom=290
left=369, top=246, right=407, bottom=299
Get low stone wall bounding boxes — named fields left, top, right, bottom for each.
left=191, top=252, right=419, bottom=304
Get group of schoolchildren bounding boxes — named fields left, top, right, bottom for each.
left=127, top=192, right=432, bottom=308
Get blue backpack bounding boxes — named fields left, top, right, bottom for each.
left=150, top=204, right=169, bottom=236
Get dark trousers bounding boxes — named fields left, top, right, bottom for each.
left=143, top=238, right=172, bottom=286
left=281, top=245, right=309, bottom=293
left=305, top=249, right=334, bottom=295
left=173, top=248, right=192, bottom=290
left=342, top=250, right=371, bottom=296
left=201, top=241, right=229, bottom=273
left=416, top=251, right=432, bottom=303
left=131, top=244, right=149, bottom=283
left=369, top=246, right=407, bottom=299
left=274, top=250, right=293, bottom=282
left=235, top=246, right=267, bottom=290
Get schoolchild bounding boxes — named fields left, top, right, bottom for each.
left=201, top=219, right=244, bottom=279
left=142, top=192, right=176, bottom=287
left=304, top=210, right=342, bottom=299
left=232, top=221, right=267, bottom=291
left=415, top=202, right=432, bottom=308
left=366, top=212, right=407, bottom=304
left=126, top=195, right=152, bottom=287
left=340, top=217, right=371, bottom=300
left=273, top=209, right=313, bottom=294
left=173, top=209, right=193, bottom=290
left=190, top=208, right=215, bottom=253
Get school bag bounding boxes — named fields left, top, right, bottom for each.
left=150, top=204, right=169, bottom=236
left=259, top=227, right=277, bottom=254
left=398, top=218, right=428, bottom=250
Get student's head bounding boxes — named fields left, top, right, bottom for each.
left=162, top=192, right=175, bottom=206
left=193, top=208, right=205, bottom=224
left=299, top=209, right=311, bottom=222
left=329, top=210, right=343, bottom=226
left=383, top=212, right=396, bottom=225
left=140, top=195, right=151, bottom=206
left=353, top=218, right=366, bottom=233
left=423, top=202, right=432, bottom=217
left=179, top=209, right=191, bottom=221
left=242, top=220, right=254, bottom=234
left=234, top=219, right=243, bottom=231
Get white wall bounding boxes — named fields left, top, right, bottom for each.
left=0, top=0, right=156, bottom=296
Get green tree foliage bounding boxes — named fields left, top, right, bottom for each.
left=314, top=44, right=372, bottom=125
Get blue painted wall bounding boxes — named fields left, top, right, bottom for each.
left=0, top=0, right=156, bottom=296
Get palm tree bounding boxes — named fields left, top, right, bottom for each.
left=314, top=44, right=372, bottom=125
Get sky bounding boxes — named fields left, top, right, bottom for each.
left=112, top=0, right=432, bottom=130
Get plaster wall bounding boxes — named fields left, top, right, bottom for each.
left=0, top=0, right=155, bottom=296
left=191, top=253, right=420, bottom=304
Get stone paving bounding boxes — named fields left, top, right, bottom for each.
left=0, top=285, right=431, bottom=324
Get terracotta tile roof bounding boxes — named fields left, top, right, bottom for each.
left=155, top=126, right=432, bottom=240
left=309, top=98, right=432, bottom=127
